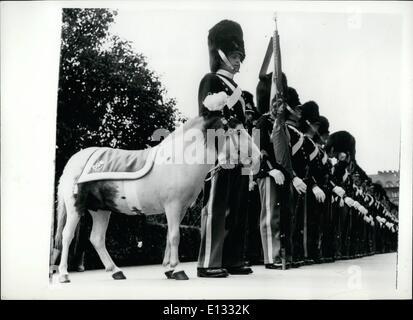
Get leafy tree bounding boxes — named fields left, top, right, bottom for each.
left=56, top=8, right=184, bottom=181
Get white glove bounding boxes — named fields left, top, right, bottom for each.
left=370, top=220, right=375, bottom=227
left=248, top=180, right=257, bottom=191
left=312, top=185, right=326, bottom=203
left=293, top=177, right=307, bottom=194
left=218, top=150, right=235, bottom=169
left=332, top=186, right=345, bottom=197
left=344, top=197, right=355, bottom=207
left=353, top=201, right=361, bottom=210
left=330, top=157, right=338, bottom=166
left=268, top=169, right=285, bottom=185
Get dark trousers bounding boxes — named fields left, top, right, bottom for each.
left=321, top=193, right=334, bottom=259
left=198, top=167, right=249, bottom=268
left=291, top=189, right=306, bottom=263
left=331, top=198, right=342, bottom=258
left=339, top=205, right=352, bottom=258
left=279, top=181, right=294, bottom=263
left=245, top=185, right=263, bottom=264
left=306, top=191, right=324, bottom=261
left=375, top=225, right=383, bottom=254
left=349, top=210, right=358, bottom=256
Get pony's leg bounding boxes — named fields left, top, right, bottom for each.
left=162, top=230, right=171, bottom=267
left=165, top=204, right=188, bottom=280
left=58, top=202, right=80, bottom=283
left=163, top=230, right=174, bottom=279
left=88, top=210, right=126, bottom=280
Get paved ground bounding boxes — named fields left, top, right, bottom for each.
left=51, top=253, right=400, bottom=299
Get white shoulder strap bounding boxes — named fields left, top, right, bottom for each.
left=287, top=125, right=304, bottom=155
left=307, top=137, right=319, bottom=161
left=216, top=74, right=244, bottom=111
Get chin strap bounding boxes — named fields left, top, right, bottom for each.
left=218, top=49, right=235, bottom=71
left=285, top=103, right=300, bottom=118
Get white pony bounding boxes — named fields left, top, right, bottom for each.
left=50, top=100, right=261, bottom=283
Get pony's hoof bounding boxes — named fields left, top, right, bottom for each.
left=59, top=274, right=71, bottom=283
left=164, top=270, right=174, bottom=279
left=112, top=271, right=126, bottom=280
left=172, top=271, right=189, bottom=280
left=76, top=265, right=85, bottom=272
left=49, top=265, right=58, bottom=275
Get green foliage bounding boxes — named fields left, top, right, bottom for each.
left=56, top=8, right=184, bottom=180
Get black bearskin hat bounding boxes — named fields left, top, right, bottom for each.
left=286, top=87, right=300, bottom=108
left=208, top=20, right=245, bottom=72
left=325, top=130, right=356, bottom=160
left=256, top=72, right=294, bottom=114
left=318, top=115, right=330, bottom=136
left=256, top=73, right=272, bottom=114
left=242, top=91, right=259, bottom=117
left=242, top=90, right=254, bottom=107
left=300, top=101, right=320, bottom=124
left=372, top=182, right=386, bottom=198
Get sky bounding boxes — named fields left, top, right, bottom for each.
left=109, top=4, right=403, bottom=175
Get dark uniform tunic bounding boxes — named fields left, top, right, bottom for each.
left=314, top=147, right=336, bottom=261
left=197, top=70, right=249, bottom=269
left=329, top=158, right=350, bottom=259
left=304, top=137, right=329, bottom=263
left=285, top=123, right=318, bottom=264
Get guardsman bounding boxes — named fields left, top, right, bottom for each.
left=270, top=87, right=308, bottom=268
left=268, top=97, right=316, bottom=268
left=325, top=131, right=356, bottom=260
left=312, top=116, right=335, bottom=263
left=197, top=20, right=253, bottom=278
left=350, top=167, right=370, bottom=258
left=299, top=108, right=329, bottom=265
left=294, top=101, right=324, bottom=266
left=253, top=96, right=290, bottom=269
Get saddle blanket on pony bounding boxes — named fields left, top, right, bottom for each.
left=77, top=146, right=159, bottom=184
